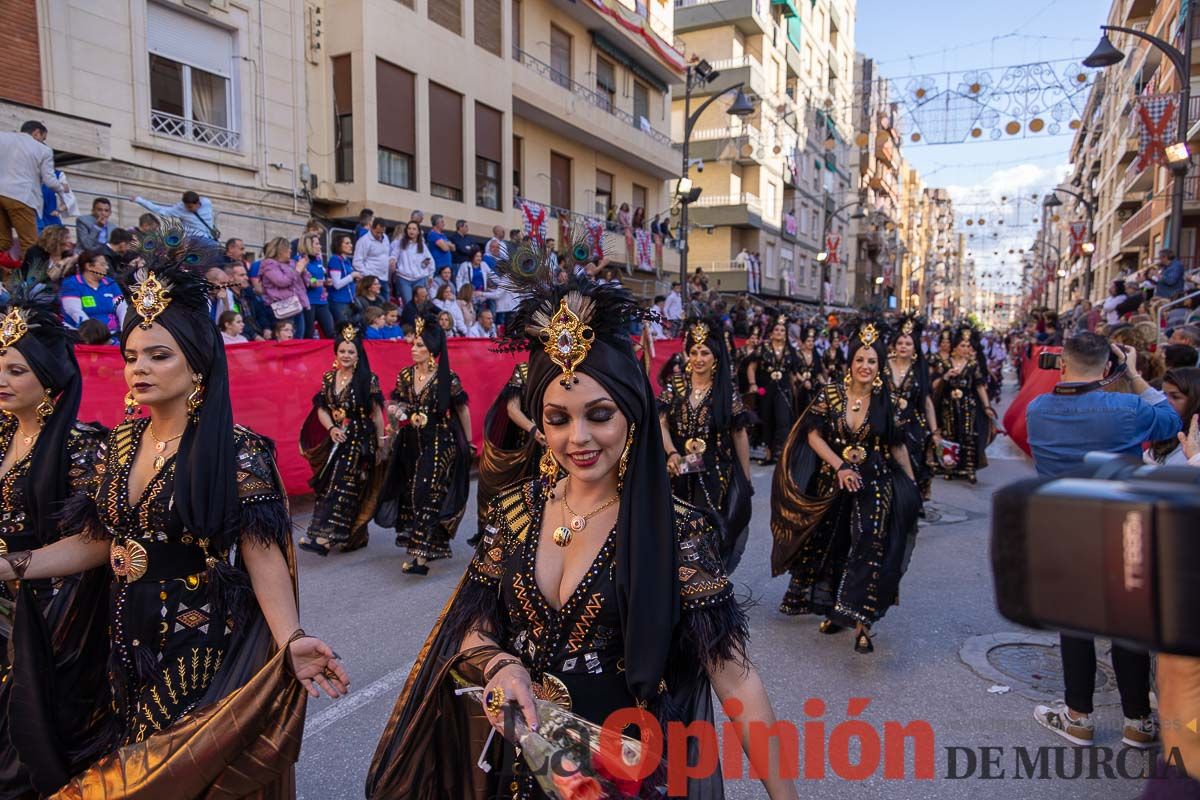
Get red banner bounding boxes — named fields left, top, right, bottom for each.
left=1002, top=345, right=1060, bottom=457
left=1069, top=222, right=1087, bottom=258
left=76, top=338, right=689, bottom=495
left=825, top=235, right=841, bottom=265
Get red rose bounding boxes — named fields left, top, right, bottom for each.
left=551, top=770, right=603, bottom=800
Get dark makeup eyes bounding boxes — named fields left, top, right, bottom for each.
left=544, top=404, right=617, bottom=426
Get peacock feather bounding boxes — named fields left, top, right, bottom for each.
left=134, top=218, right=227, bottom=276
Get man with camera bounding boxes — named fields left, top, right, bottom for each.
left=1025, top=332, right=1181, bottom=749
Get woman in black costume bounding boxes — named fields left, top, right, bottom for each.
left=366, top=276, right=798, bottom=800
left=376, top=315, right=472, bottom=575
left=0, top=244, right=347, bottom=798
left=770, top=321, right=920, bottom=655
left=794, top=323, right=823, bottom=412
left=658, top=318, right=753, bottom=572
left=932, top=326, right=996, bottom=484
left=0, top=289, right=106, bottom=799
left=746, top=315, right=801, bottom=465
left=886, top=315, right=939, bottom=501
left=299, top=323, right=389, bottom=556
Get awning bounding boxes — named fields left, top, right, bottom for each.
left=0, top=99, right=111, bottom=166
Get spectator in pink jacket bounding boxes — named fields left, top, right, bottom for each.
left=259, top=236, right=311, bottom=338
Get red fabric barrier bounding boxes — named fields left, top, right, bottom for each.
left=1002, top=346, right=1060, bottom=457
left=76, top=338, right=690, bottom=495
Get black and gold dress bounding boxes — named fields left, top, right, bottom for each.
left=771, top=383, right=920, bottom=625
left=0, top=418, right=105, bottom=671
left=476, top=362, right=540, bottom=532
left=302, top=369, right=387, bottom=550
left=794, top=348, right=822, bottom=412
left=378, top=366, right=470, bottom=561
left=753, top=343, right=802, bottom=457
left=658, top=374, right=753, bottom=570
left=933, top=360, right=991, bottom=482
left=886, top=360, right=934, bottom=499
left=366, top=481, right=747, bottom=799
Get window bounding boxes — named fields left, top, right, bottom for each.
left=475, top=0, right=502, bottom=57
left=550, top=151, right=572, bottom=211
left=376, top=59, right=415, bottom=189
left=332, top=55, right=353, bottom=182
left=632, top=81, right=650, bottom=130
left=632, top=183, right=647, bottom=216
left=513, top=134, right=523, bottom=197
left=511, top=0, right=522, bottom=55
left=596, top=57, right=616, bottom=112
left=147, top=3, right=237, bottom=149
left=475, top=102, right=502, bottom=209
left=429, top=0, right=462, bottom=34
left=550, top=25, right=572, bottom=88
left=595, top=170, right=613, bottom=215
left=429, top=82, right=463, bottom=201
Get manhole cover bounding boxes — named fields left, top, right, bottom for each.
left=919, top=501, right=970, bottom=525
left=986, top=643, right=1115, bottom=696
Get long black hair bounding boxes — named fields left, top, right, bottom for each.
left=682, top=316, right=734, bottom=430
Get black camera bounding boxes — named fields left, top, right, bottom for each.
left=992, top=455, right=1200, bottom=656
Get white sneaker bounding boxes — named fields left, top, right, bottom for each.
left=1122, top=715, right=1159, bottom=749
left=1034, top=701, right=1095, bottom=746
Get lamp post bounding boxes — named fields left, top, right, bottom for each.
left=816, top=200, right=866, bottom=318
left=1055, top=268, right=1068, bottom=311
left=1042, top=187, right=1097, bottom=300
left=1041, top=240, right=1062, bottom=309
left=1084, top=13, right=1194, bottom=254
left=677, top=60, right=756, bottom=307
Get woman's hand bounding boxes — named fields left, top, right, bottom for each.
left=666, top=452, right=682, bottom=476
left=289, top=636, right=349, bottom=698
left=1179, top=415, right=1200, bottom=460
left=836, top=466, right=862, bottom=492
left=329, top=426, right=347, bottom=444
left=483, top=661, right=538, bottom=738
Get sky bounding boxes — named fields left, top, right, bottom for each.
left=854, top=0, right=1111, bottom=293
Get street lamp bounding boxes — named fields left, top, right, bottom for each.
left=678, top=62, right=757, bottom=305
left=1084, top=18, right=1193, bottom=256
left=817, top=202, right=866, bottom=317
left=1055, top=268, right=1068, bottom=311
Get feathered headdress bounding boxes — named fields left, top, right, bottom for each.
left=501, top=219, right=613, bottom=287
left=132, top=218, right=226, bottom=273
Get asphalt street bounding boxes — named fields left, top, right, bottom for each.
left=292, top=387, right=1150, bottom=799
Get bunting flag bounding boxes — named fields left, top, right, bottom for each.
left=584, top=217, right=605, bottom=260
left=585, top=0, right=686, bottom=73
left=520, top=199, right=549, bottom=244
left=1135, top=94, right=1177, bottom=170
left=825, top=234, right=841, bottom=265
left=634, top=229, right=654, bottom=272
left=1069, top=221, right=1088, bottom=258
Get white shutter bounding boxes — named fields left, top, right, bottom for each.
left=147, top=2, right=233, bottom=78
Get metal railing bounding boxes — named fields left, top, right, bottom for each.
left=512, top=48, right=673, bottom=147
left=690, top=192, right=762, bottom=211
left=150, top=110, right=240, bottom=151
left=1155, top=287, right=1200, bottom=340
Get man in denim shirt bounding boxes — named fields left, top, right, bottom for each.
left=1027, top=332, right=1180, bottom=750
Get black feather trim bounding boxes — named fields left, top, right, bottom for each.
left=238, top=497, right=292, bottom=550
left=676, top=594, right=750, bottom=670
left=441, top=577, right=504, bottom=647
left=494, top=276, right=648, bottom=355
left=57, top=492, right=106, bottom=541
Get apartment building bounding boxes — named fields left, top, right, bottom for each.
left=1066, top=0, right=1200, bottom=304
left=896, top=163, right=927, bottom=312
left=307, top=0, right=682, bottom=279
left=672, top=0, right=856, bottom=302
left=848, top=53, right=902, bottom=308
left=0, top=0, right=311, bottom=249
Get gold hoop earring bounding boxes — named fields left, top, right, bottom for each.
left=333, top=359, right=339, bottom=370
left=872, top=375, right=884, bottom=393
left=186, top=374, right=204, bottom=418
left=617, top=424, right=635, bottom=489
left=685, top=360, right=693, bottom=375
left=843, top=371, right=852, bottom=388
left=124, top=391, right=140, bottom=420
left=539, top=449, right=560, bottom=497
left=35, top=389, right=54, bottom=426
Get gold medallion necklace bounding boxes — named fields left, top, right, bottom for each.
left=16, top=426, right=39, bottom=448
left=148, top=422, right=184, bottom=470
left=552, top=478, right=619, bottom=547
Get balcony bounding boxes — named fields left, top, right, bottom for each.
left=1120, top=196, right=1167, bottom=244
left=687, top=192, right=764, bottom=228
left=545, top=0, right=683, bottom=87
left=1123, top=157, right=1154, bottom=193
left=1123, top=0, right=1153, bottom=23
left=674, top=54, right=767, bottom=101
left=673, top=0, right=770, bottom=36
left=688, top=125, right=766, bottom=164
left=876, top=137, right=896, bottom=168
left=689, top=260, right=749, bottom=292
left=150, top=110, right=239, bottom=151
left=512, top=48, right=678, bottom=178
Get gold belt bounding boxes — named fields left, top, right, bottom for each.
left=841, top=445, right=868, bottom=464
left=109, top=539, right=149, bottom=582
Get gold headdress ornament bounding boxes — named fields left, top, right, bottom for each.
left=130, top=272, right=171, bottom=329
left=414, top=316, right=426, bottom=337
left=858, top=323, right=880, bottom=347
left=776, top=314, right=789, bottom=327
left=0, top=307, right=29, bottom=351
left=901, top=319, right=914, bottom=336
left=689, top=321, right=710, bottom=349
left=341, top=324, right=358, bottom=342
left=959, top=328, right=973, bottom=344
left=537, top=297, right=595, bottom=388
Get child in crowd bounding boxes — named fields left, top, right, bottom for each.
left=77, top=318, right=113, bottom=345
left=363, top=306, right=402, bottom=340
left=379, top=304, right=405, bottom=339
left=274, top=320, right=295, bottom=341
left=219, top=310, right=249, bottom=344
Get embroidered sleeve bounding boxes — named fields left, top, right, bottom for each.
left=66, top=422, right=106, bottom=498
left=369, top=373, right=385, bottom=409
left=60, top=422, right=132, bottom=541
left=313, top=371, right=334, bottom=410
left=656, top=379, right=677, bottom=415
left=391, top=368, right=409, bottom=404
left=450, top=371, right=469, bottom=408
left=675, top=501, right=749, bottom=667
left=234, top=427, right=290, bottom=549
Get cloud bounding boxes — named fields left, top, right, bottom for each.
left=944, top=162, right=1072, bottom=205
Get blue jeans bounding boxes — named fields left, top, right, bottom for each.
left=285, top=312, right=306, bottom=340
left=396, top=276, right=426, bottom=305
left=310, top=304, right=335, bottom=338
left=330, top=301, right=354, bottom=325
left=376, top=277, right=392, bottom=304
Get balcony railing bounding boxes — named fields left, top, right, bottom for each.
left=150, top=110, right=240, bottom=150
left=1123, top=158, right=1149, bottom=191
left=513, top=195, right=676, bottom=273
left=691, top=192, right=762, bottom=212
left=513, top=48, right=673, bottom=147
left=1120, top=197, right=1165, bottom=241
